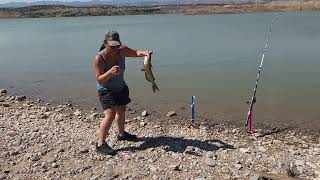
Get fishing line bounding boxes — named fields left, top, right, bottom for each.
left=246, top=13, right=279, bottom=133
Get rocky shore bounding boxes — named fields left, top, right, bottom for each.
left=1, top=1, right=320, bottom=19
left=0, top=88, right=320, bottom=180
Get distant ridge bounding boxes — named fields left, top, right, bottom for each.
left=0, top=0, right=260, bottom=8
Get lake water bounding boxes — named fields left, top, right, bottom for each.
left=0, top=12, right=319, bottom=130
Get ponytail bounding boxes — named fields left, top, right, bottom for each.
left=99, top=43, right=106, bottom=51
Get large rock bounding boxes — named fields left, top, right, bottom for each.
left=80, top=147, right=89, bottom=153
left=141, top=110, right=148, bottom=117
left=206, top=151, right=215, bottom=158
left=15, top=95, right=26, bottom=102
left=166, top=111, right=176, bottom=117
left=0, top=89, right=7, bottom=94
left=205, top=158, right=216, bottom=167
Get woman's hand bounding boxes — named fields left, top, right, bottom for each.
left=121, top=46, right=153, bottom=57
left=107, top=65, right=121, bottom=76
left=143, top=50, right=153, bottom=57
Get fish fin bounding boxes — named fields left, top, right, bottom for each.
left=152, top=81, right=160, bottom=93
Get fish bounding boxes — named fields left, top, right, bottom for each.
left=142, top=55, right=159, bottom=93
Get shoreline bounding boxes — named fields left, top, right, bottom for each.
left=1, top=88, right=320, bottom=179
left=3, top=86, right=320, bottom=135
left=3, top=87, right=320, bottom=135
left=0, top=1, right=320, bottom=19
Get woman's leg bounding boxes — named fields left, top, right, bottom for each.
left=115, top=105, right=126, bottom=136
left=115, top=105, right=138, bottom=141
left=98, top=107, right=116, bottom=145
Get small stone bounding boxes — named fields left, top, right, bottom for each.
left=195, top=178, right=207, bottom=180
left=40, top=114, right=48, bottom=119
left=258, top=146, right=267, bottom=152
left=7, top=131, right=17, bottom=137
left=58, top=148, right=65, bottom=153
left=169, top=164, right=182, bottom=171
left=295, top=160, right=305, bottom=166
left=184, top=146, right=195, bottom=153
left=314, top=170, right=320, bottom=177
left=1, top=151, right=9, bottom=157
left=272, top=140, right=282, bottom=145
left=73, top=110, right=82, bottom=116
left=29, top=115, right=36, bottom=119
left=234, top=163, right=242, bottom=170
left=249, top=175, right=259, bottom=180
left=149, top=165, right=158, bottom=172
left=51, top=163, right=58, bottom=168
left=130, top=110, right=136, bottom=114
left=239, top=148, right=250, bottom=153
left=40, top=107, right=49, bottom=112
left=80, top=148, right=89, bottom=153
left=305, top=162, right=317, bottom=169
left=136, top=116, right=144, bottom=120
left=44, top=112, right=52, bottom=116
left=31, top=155, right=41, bottom=161
left=9, top=96, right=15, bottom=101
left=105, top=165, right=114, bottom=177
left=0, top=89, right=7, bottom=94
left=9, top=150, right=19, bottom=156
left=3, top=169, right=10, bottom=173
left=166, top=111, right=176, bottom=117
left=41, top=162, right=46, bottom=168
left=141, top=110, right=148, bottom=117
left=2, top=103, right=10, bottom=107
left=301, top=144, right=309, bottom=149
left=205, top=158, right=216, bottom=167
left=55, top=108, right=64, bottom=112
left=89, top=113, right=99, bottom=119
left=140, top=122, right=147, bottom=127
left=232, top=128, right=239, bottom=134
left=15, top=95, right=26, bottom=101
left=47, top=158, right=56, bottom=164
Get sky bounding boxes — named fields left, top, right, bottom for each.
left=0, top=0, right=92, bottom=3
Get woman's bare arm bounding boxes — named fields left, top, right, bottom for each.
left=93, top=55, right=119, bottom=84
left=121, top=46, right=152, bottom=57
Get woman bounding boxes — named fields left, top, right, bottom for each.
left=93, top=31, right=152, bottom=155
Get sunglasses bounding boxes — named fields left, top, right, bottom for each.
left=110, top=45, right=121, bottom=49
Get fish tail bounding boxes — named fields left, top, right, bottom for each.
left=152, top=81, right=159, bottom=93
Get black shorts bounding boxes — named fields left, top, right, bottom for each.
left=98, top=85, right=131, bottom=110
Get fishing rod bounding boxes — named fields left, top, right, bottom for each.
left=246, top=14, right=279, bottom=133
